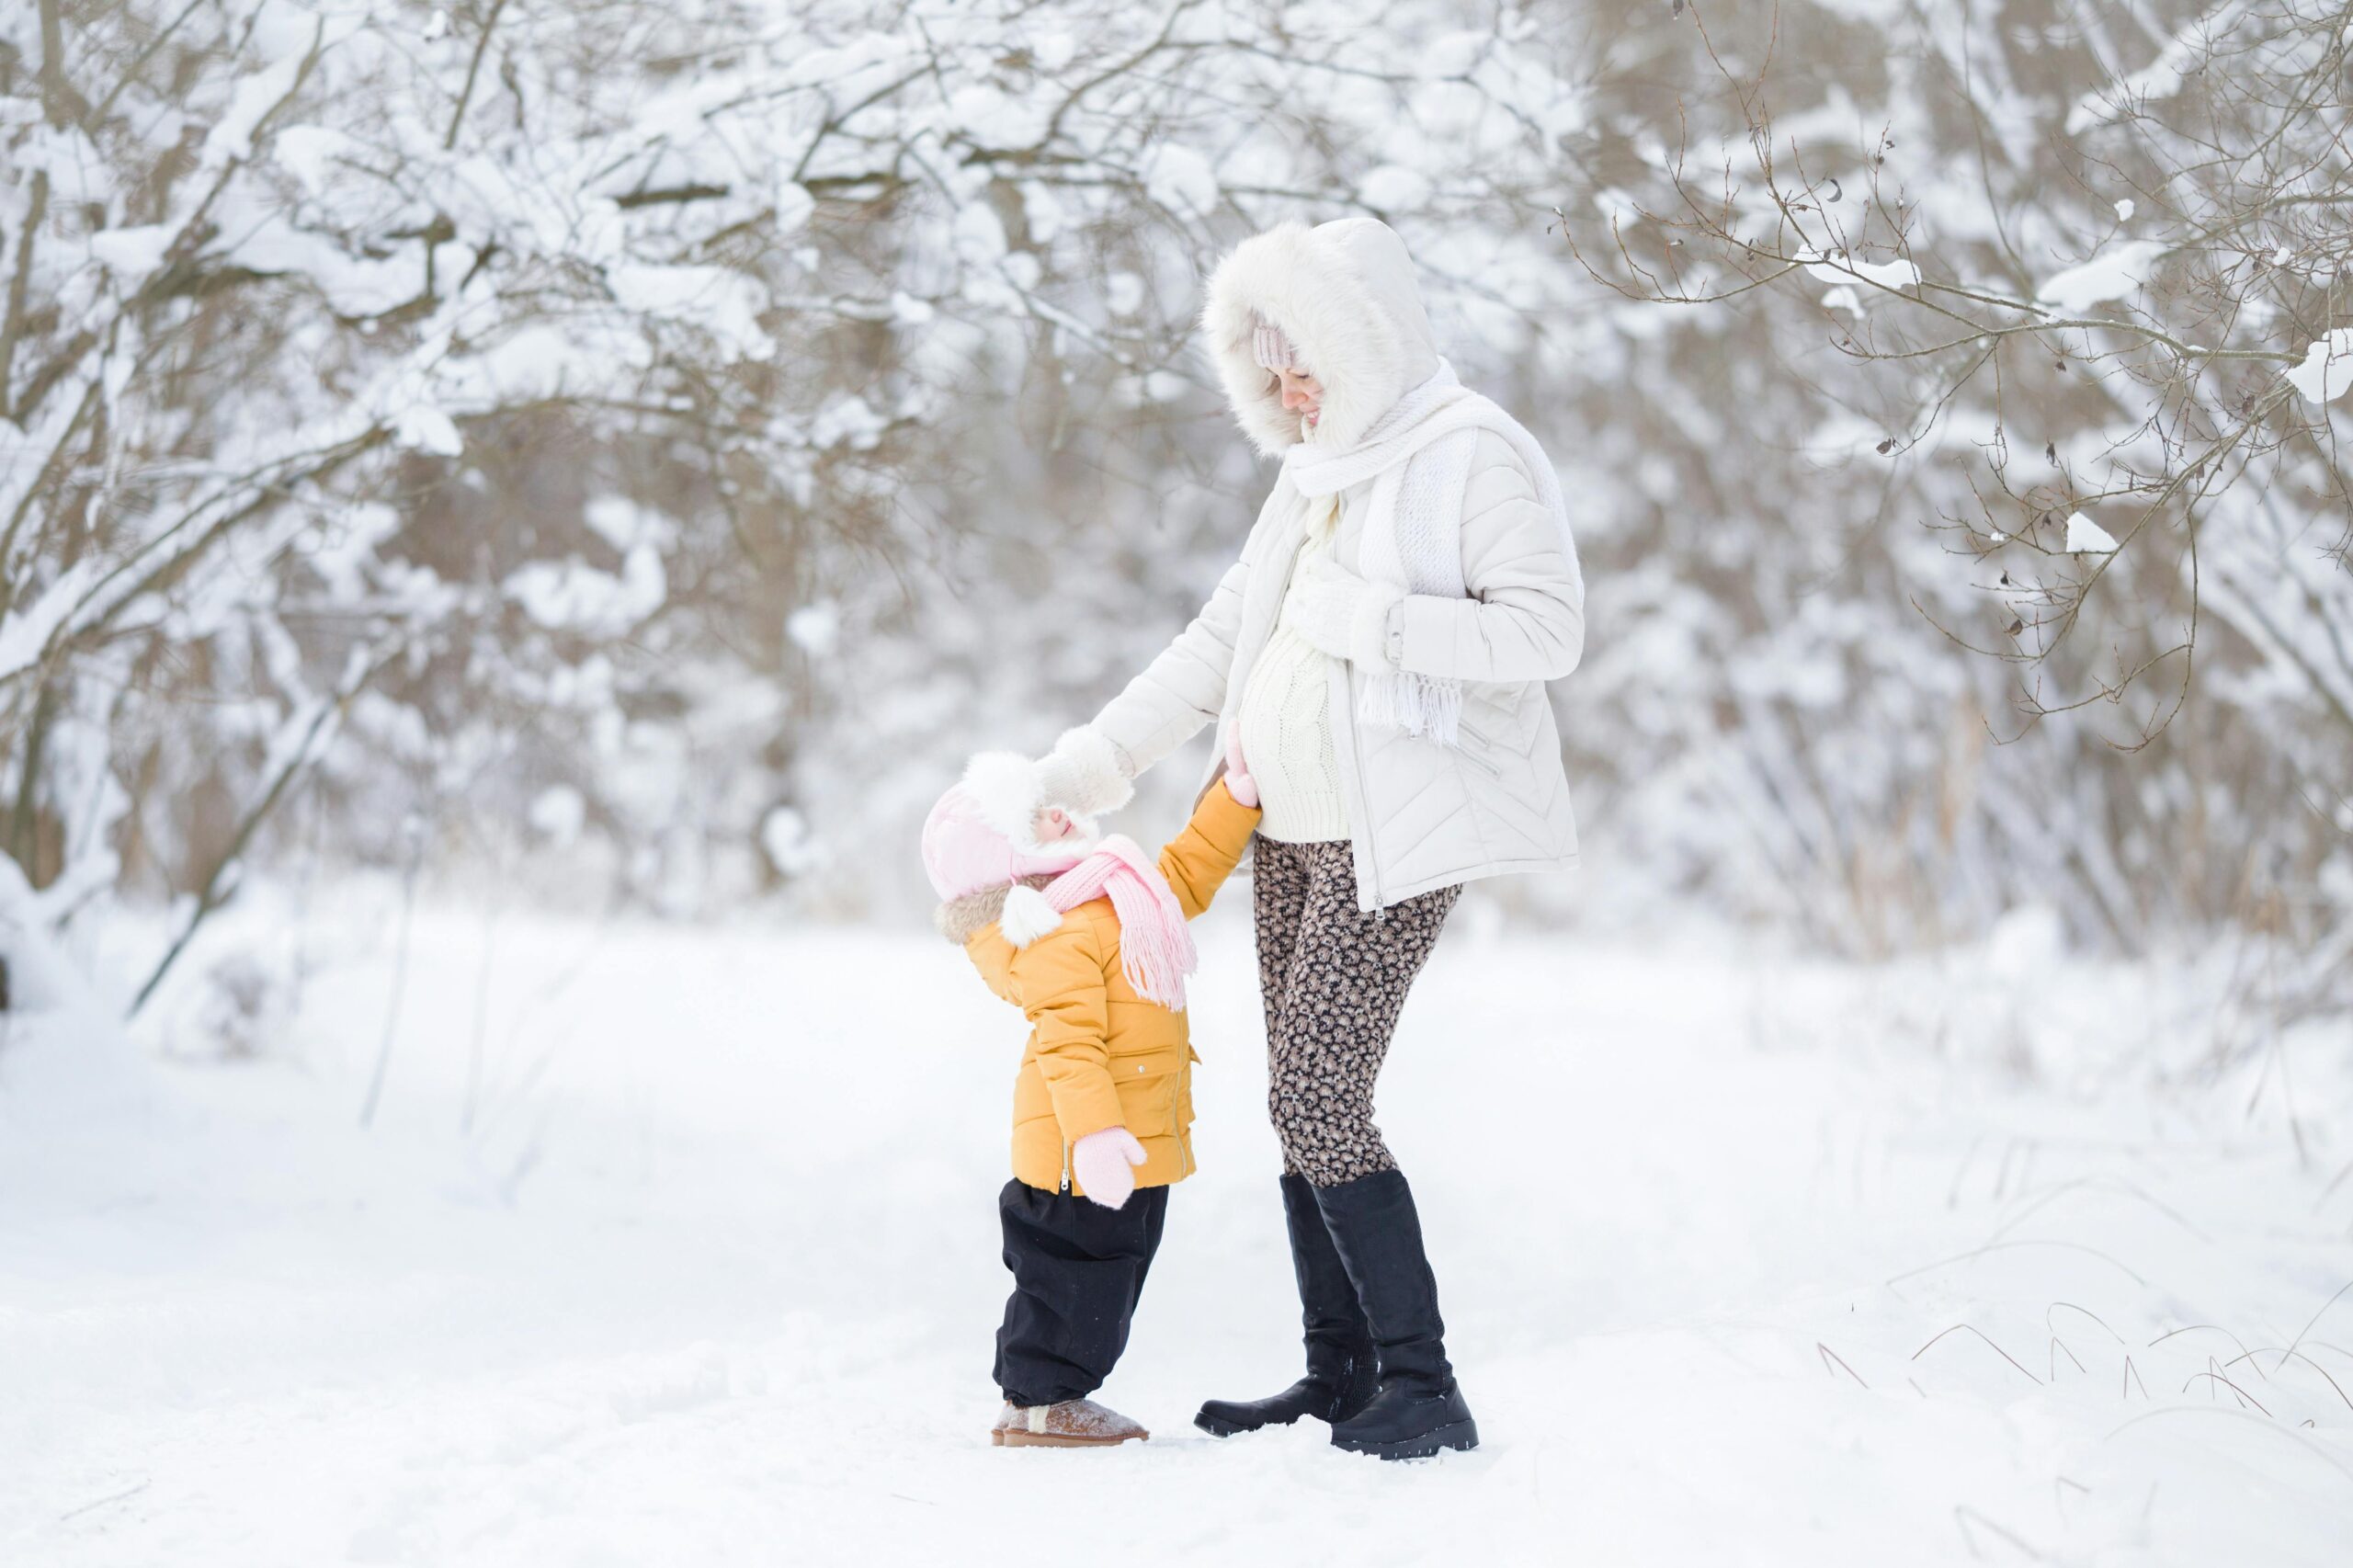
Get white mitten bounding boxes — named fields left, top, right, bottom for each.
left=1071, top=1126, right=1148, bottom=1210
left=1281, top=555, right=1402, bottom=669
left=1033, top=727, right=1133, bottom=818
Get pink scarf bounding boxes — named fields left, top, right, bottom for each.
left=1041, top=835, right=1199, bottom=1010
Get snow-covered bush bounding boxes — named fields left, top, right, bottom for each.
left=1545, top=0, right=2353, bottom=960
left=0, top=0, right=1592, bottom=977
left=2, top=0, right=2343, bottom=1022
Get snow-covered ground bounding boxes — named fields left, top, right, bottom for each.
left=5, top=888, right=2351, bottom=1566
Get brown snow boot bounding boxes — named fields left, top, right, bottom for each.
left=996, top=1398, right=1150, bottom=1448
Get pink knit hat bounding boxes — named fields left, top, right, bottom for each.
left=1251, top=312, right=1301, bottom=374
left=922, top=752, right=1199, bottom=1006
left=921, top=753, right=1093, bottom=903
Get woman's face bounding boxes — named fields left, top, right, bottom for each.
left=1277, top=367, right=1324, bottom=431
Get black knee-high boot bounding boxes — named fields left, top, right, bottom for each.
left=1312, top=1168, right=1479, bottom=1459
left=1195, top=1175, right=1381, bottom=1436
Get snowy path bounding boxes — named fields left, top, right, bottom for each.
left=5, top=897, right=2351, bottom=1565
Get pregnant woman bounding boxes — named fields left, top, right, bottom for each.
left=1023, top=217, right=1587, bottom=1460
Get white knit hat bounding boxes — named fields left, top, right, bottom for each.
left=1250, top=312, right=1301, bottom=374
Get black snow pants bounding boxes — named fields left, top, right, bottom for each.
left=994, top=1177, right=1169, bottom=1406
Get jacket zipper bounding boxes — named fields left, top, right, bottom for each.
left=1061, top=1138, right=1073, bottom=1196
left=1322, top=500, right=1383, bottom=923
left=1345, top=660, right=1386, bottom=922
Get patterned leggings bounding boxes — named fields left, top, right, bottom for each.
left=1253, top=836, right=1461, bottom=1187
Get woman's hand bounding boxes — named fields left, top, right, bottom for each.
left=1031, top=726, right=1134, bottom=817
left=1281, top=554, right=1402, bottom=670
left=1222, top=724, right=1259, bottom=808
left=1072, top=1126, right=1148, bottom=1210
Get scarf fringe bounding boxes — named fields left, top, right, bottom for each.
left=1286, top=361, right=1584, bottom=751
left=1358, top=670, right=1462, bottom=746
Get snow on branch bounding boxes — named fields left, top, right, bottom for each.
left=1554, top=0, right=2352, bottom=753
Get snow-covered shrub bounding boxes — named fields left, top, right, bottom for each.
left=1544, top=0, right=2353, bottom=958
left=156, top=949, right=297, bottom=1062
left=1, top=0, right=2342, bottom=1007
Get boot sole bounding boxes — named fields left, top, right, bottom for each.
left=997, top=1429, right=1147, bottom=1448
left=1194, top=1407, right=1304, bottom=1438
left=1333, top=1417, right=1479, bottom=1461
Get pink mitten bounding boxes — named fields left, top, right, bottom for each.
left=1072, top=1127, right=1148, bottom=1210
left=1222, top=724, right=1259, bottom=809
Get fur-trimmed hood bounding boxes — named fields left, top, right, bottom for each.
left=933, top=872, right=1058, bottom=946
left=1200, top=218, right=1442, bottom=457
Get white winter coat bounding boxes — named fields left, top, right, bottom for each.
left=1088, top=219, right=1586, bottom=912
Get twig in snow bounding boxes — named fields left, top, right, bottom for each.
left=1947, top=1134, right=1987, bottom=1210
left=1953, top=1504, right=2045, bottom=1562
left=2226, top=1348, right=2353, bottom=1410
left=359, top=813, right=426, bottom=1129
left=2149, top=1323, right=2268, bottom=1378
left=2314, top=1153, right=2353, bottom=1215
left=131, top=648, right=394, bottom=1014
left=1992, top=1176, right=2211, bottom=1245
left=1990, top=1137, right=2027, bottom=1204
left=1817, top=1342, right=1869, bottom=1388
left=2048, top=1301, right=2127, bottom=1345
left=59, top=1479, right=149, bottom=1521
left=1889, top=1238, right=2148, bottom=1290
left=470, top=892, right=619, bottom=1144
left=460, top=899, right=502, bottom=1135
left=2184, top=1369, right=2273, bottom=1417
left=1914, top=1324, right=2042, bottom=1385
left=2278, top=1278, right=2353, bottom=1374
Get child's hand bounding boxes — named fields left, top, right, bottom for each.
left=1222, top=724, right=1259, bottom=809
left=1072, top=1127, right=1147, bottom=1210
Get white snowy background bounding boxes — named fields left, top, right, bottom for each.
left=3, top=1, right=2349, bottom=1563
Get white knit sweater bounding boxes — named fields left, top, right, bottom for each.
left=1237, top=498, right=1350, bottom=843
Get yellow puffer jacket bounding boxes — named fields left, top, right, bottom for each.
left=962, top=780, right=1260, bottom=1196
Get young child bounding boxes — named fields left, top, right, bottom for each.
left=923, top=726, right=1261, bottom=1448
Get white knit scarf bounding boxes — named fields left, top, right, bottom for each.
left=1280, top=360, right=1579, bottom=745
